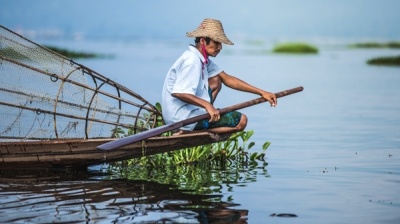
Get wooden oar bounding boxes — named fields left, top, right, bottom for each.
left=97, top=86, right=303, bottom=151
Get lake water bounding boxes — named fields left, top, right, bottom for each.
left=1, top=39, right=400, bottom=223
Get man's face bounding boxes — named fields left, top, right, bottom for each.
left=204, top=39, right=222, bottom=57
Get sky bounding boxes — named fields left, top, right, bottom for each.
left=1, top=0, right=400, bottom=42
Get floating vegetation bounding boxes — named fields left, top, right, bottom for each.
left=349, top=42, right=400, bottom=49
left=107, top=128, right=271, bottom=194
left=107, top=130, right=270, bottom=194
left=367, top=55, right=400, bottom=66
left=0, top=44, right=102, bottom=60
left=110, top=103, right=271, bottom=169
left=272, top=42, right=318, bottom=54
left=44, top=45, right=100, bottom=59
left=112, top=129, right=270, bottom=168
left=108, top=152, right=270, bottom=195
left=0, top=47, right=29, bottom=60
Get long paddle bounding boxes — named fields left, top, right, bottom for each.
left=97, top=86, right=303, bottom=151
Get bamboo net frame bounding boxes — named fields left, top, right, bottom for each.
left=0, top=25, right=162, bottom=141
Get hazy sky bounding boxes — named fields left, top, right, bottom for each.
left=1, top=0, right=400, bottom=41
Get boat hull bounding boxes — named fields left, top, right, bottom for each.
left=0, top=133, right=229, bottom=168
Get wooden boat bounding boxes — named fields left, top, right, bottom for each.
left=0, top=132, right=229, bottom=168
left=0, top=25, right=229, bottom=168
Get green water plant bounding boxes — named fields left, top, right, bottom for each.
left=111, top=102, right=164, bottom=138
left=273, top=42, right=318, bottom=54
left=107, top=130, right=271, bottom=196
left=0, top=47, right=30, bottom=60
left=349, top=42, right=400, bottom=49
left=0, top=44, right=103, bottom=60
left=110, top=102, right=271, bottom=168
left=45, top=45, right=99, bottom=58
left=120, top=130, right=271, bottom=168
left=367, top=55, right=400, bottom=66
left=107, top=156, right=270, bottom=195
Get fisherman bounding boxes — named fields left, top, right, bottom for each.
left=162, top=18, right=277, bottom=135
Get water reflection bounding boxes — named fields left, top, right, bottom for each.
left=108, top=160, right=270, bottom=195
left=0, top=161, right=269, bottom=223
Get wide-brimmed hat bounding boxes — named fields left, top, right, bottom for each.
left=186, top=18, right=234, bottom=45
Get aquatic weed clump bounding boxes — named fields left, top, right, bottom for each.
left=347, top=41, right=400, bottom=66
left=109, top=103, right=271, bottom=168
left=367, top=55, right=400, bottom=66
left=349, top=42, right=400, bottom=49
left=272, top=42, right=318, bottom=54
left=108, top=152, right=270, bottom=195
left=107, top=130, right=271, bottom=195
left=44, top=45, right=101, bottom=59
left=117, top=130, right=270, bottom=168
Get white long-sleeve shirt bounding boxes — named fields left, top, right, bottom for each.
left=162, top=45, right=222, bottom=130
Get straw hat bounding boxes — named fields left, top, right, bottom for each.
left=186, top=18, right=234, bottom=45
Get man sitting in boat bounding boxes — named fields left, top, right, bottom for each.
left=162, top=18, right=277, bottom=135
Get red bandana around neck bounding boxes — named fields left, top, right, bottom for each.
left=201, top=43, right=208, bottom=79
left=201, top=43, right=208, bottom=65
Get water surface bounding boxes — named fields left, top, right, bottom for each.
left=1, top=39, right=400, bottom=223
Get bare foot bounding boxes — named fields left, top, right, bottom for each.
left=172, top=130, right=189, bottom=136
left=172, top=130, right=205, bottom=136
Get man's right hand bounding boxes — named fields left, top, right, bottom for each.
left=172, top=93, right=221, bottom=122
left=205, top=104, right=220, bottom=122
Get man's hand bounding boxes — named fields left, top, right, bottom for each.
left=205, top=104, right=220, bottom=122
left=262, top=91, right=277, bottom=107
left=218, top=72, right=277, bottom=107
left=172, top=92, right=221, bottom=122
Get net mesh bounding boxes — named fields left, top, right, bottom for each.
left=0, top=25, right=162, bottom=141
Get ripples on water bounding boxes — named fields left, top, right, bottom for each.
left=0, top=161, right=270, bottom=223
left=1, top=40, right=400, bottom=223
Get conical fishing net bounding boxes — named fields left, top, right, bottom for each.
left=0, top=25, right=162, bottom=141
